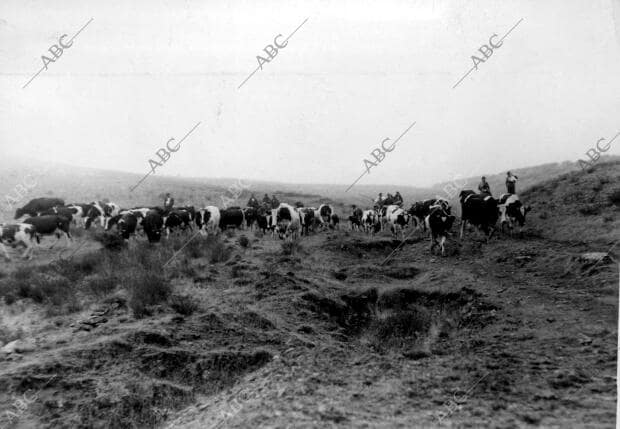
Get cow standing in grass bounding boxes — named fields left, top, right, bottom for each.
left=85, top=201, right=121, bottom=230
left=196, top=206, right=221, bottom=235
left=0, top=223, right=37, bottom=260
left=459, top=190, right=498, bottom=241
left=425, top=206, right=455, bottom=256
left=142, top=210, right=164, bottom=243
left=349, top=206, right=363, bottom=231
left=385, top=205, right=410, bottom=239
left=219, top=207, right=245, bottom=231
left=163, top=209, right=193, bottom=237
left=107, top=212, right=142, bottom=240
left=498, top=194, right=531, bottom=236
left=65, top=203, right=94, bottom=228
left=275, top=203, right=301, bottom=240
left=14, top=198, right=65, bottom=219
left=24, top=215, right=72, bottom=248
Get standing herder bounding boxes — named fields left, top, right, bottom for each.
left=164, top=193, right=174, bottom=211
left=506, top=171, right=518, bottom=194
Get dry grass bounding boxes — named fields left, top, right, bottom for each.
left=169, top=294, right=199, bottom=316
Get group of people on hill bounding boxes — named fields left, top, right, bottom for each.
left=478, top=172, right=519, bottom=196
left=161, top=172, right=520, bottom=215
left=374, top=191, right=404, bottom=208
left=246, top=193, right=280, bottom=209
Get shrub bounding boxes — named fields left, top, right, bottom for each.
left=7, top=272, right=80, bottom=313
left=126, top=269, right=171, bottom=318
left=84, top=273, right=118, bottom=298
left=210, top=242, right=232, bottom=263
left=169, top=294, right=199, bottom=316
left=93, top=232, right=126, bottom=251
left=609, top=189, right=620, bottom=206
left=281, top=240, right=303, bottom=256
left=238, top=235, right=250, bottom=249
left=578, top=204, right=600, bottom=216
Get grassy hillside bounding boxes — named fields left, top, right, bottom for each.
left=521, top=160, right=620, bottom=244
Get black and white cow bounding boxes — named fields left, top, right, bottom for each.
left=349, top=207, right=363, bottom=231
left=14, top=198, right=65, bottom=219
left=385, top=205, right=409, bottom=239
left=219, top=207, right=245, bottom=230
left=498, top=194, right=531, bottom=235
left=425, top=206, right=455, bottom=256
left=163, top=209, right=193, bottom=237
left=196, top=206, right=221, bottom=235
left=0, top=223, right=37, bottom=260
left=23, top=215, right=72, bottom=248
left=408, top=198, right=450, bottom=231
left=65, top=203, right=94, bottom=227
left=275, top=203, right=302, bottom=239
left=176, top=206, right=196, bottom=223
left=107, top=212, right=141, bottom=240
left=361, top=210, right=380, bottom=234
left=298, top=207, right=316, bottom=236
left=85, top=201, right=121, bottom=230
left=459, top=190, right=499, bottom=241
left=142, top=210, right=164, bottom=243
left=317, top=204, right=335, bottom=228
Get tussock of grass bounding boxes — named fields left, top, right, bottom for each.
left=169, top=294, right=199, bottom=316
left=84, top=273, right=118, bottom=298
left=0, top=271, right=80, bottom=314
left=372, top=306, right=432, bottom=341
left=281, top=240, right=303, bottom=255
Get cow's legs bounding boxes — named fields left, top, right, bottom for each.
left=440, top=236, right=446, bottom=256
left=459, top=220, right=467, bottom=239
left=0, top=243, right=10, bottom=260
left=21, top=242, right=34, bottom=259
left=429, top=235, right=436, bottom=254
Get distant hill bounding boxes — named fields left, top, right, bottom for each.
left=1, top=156, right=616, bottom=223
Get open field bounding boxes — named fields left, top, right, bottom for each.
left=0, top=160, right=618, bottom=428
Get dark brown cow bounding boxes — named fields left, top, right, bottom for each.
left=14, top=198, right=65, bottom=219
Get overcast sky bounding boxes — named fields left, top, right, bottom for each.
left=1, top=0, right=619, bottom=187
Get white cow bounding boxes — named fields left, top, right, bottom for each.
left=275, top=203, right=302, bottom=240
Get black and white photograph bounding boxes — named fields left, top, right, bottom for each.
left=0, top=1, right=619, bottom=427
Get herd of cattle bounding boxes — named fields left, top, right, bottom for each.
left=0, top=191, right=531, bottom=260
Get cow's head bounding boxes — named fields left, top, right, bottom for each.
left=146, top=229, right=162, bottom=243
left=84, top=206, right=101, bottom=230
left=459, top=190, right=476, bottom=203
left=507, top=201, right=530, bottom=226
left=106, top=214, right=122, bottom=231
left=14, top=208, right=24, bottom=219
